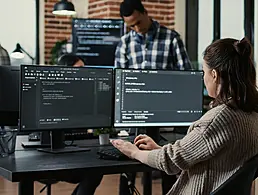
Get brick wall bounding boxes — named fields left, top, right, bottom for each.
left=88, top=0, right=175, bottom=28
left=44, top=0, right=175, bottom=64
left=44, top=0, right=73, bottom=64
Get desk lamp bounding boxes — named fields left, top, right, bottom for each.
left=52, top=0, right=76, bottom=16
left=10, top=43, right=35, bottom=64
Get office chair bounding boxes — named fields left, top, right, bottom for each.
left=210, top=154, right=258, bottom=195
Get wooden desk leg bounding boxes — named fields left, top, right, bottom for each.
left=18, top=180, right=34, bottom=195
left=143, top=172, right=152, bottom=195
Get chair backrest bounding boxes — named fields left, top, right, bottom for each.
left=210, top=154, right=258, bottom=195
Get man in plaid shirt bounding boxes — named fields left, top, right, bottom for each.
left=115, top=0, right=192, bottom=194
left=0, top=44, right=11, bottom=66
left=115, top=0, right=192, bottom=71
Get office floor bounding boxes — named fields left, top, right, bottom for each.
left=0, top=174, right=162, bottom=195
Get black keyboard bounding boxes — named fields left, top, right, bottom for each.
left=97, top=136, right=136, bottom=160
left=97, top=147, right=130, bottom=160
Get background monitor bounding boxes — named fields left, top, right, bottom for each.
left=0, top=65, right=19, bottom=126
left=72, top=18, right=124, bottom=66
left=19, top=65, right=113, bottom=153
left=114, top=69, right=203, bottom=127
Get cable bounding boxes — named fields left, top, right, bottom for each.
left=124, top=172, right=141, bottom=195
left=39, top=184, right=47, bottom=193
left=134, top=185, right=141, bottom=195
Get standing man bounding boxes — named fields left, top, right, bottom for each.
left=115, top=0, right=192, bottom=194
left=115, top=0, right=191, bottom=70
left=0, top=44, right=11, bottom=66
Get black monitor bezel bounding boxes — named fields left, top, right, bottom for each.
left=113, top=68, right=204, bottom=128
left=0, top=65, right=20, bottom=126
left=72, top=18, right=125, bottom=37
left=19, top=64, right=114, bottom=132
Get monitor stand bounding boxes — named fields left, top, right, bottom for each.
left=37, top=131, right=90, bottom=154
left=21, top=132, right=51, bottom=148
left=21, top=131, right=78, bottom=148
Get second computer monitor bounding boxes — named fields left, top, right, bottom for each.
left=0, top=65, right=20, bottom=126
left=20, top=65, right=113, bottom=131
left=114, top=69, right=203, bottom=127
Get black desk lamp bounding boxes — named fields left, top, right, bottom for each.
left=11, top=43, right=35, bottom=64
left=52, top=0, right=76, bottom=16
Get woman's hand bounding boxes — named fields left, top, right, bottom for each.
left=110, top=139, right=140, bottom=159
left=134, top=134, right=161, bottom=150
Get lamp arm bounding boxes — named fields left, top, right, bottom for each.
left=20, top=47, right=35, bottom=61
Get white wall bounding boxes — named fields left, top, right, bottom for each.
left=198, top=0, right=213, bottom=69
left=174, top=0, right=186, bottom=44
left=0, top=0, right=36, bottom=66
left=221, top=0, right=244, bottom=39
left=72, top=0, right=88, bottom=18
left=198, top=0, right=245, bottom=69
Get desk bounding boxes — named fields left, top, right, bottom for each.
left=0, top=137, right=153, bottom=195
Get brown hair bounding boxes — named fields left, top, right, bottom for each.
left=203, top=37, right=258, bottom=112
left=120, top=0, right=145, bottom=18
left=57, top=53, right=85, bottom=67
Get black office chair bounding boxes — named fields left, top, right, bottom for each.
left=210, top=154, right=258, bottom=195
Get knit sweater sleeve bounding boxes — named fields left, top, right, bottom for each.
left=146, top=107, right=233, bottom=175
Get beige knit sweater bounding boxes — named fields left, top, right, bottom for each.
left=147, top=104, right=258, bottom=195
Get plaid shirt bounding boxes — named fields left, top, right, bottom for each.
left=115, top=21, right=192, bottom=70
left=0, top=45, right=11, bottom=66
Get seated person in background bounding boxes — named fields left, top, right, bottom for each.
left=59, top=53, right=103, bottom=195
left=0, top=44, right=11, bottom=65
left=111, top=37, right=258, bottom=194
left=40, top=53, right=103, bottom=195
left=57, top=53, right=85, bottom=67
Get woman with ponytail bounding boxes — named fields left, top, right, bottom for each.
left=111, top=37, right=258, bottom=195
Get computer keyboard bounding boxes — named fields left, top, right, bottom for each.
left=97, top=147, right=130, bottom=160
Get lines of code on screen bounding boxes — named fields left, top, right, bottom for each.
left=114, top=69, right=203, bottom=127
left=20, top=65, right=113, bottom=131
left=72, top=19, right=124, bottom=66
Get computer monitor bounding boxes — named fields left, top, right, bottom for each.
left=19, top=65, right=114, bottom=153
left=72, top=18, right=125, bottom=66
left=114, top=69, right=203, bottom=128
left=0, top=65, right=19, bottom=126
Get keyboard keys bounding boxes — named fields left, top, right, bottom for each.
left=97, top=148, right=130, bottom=160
